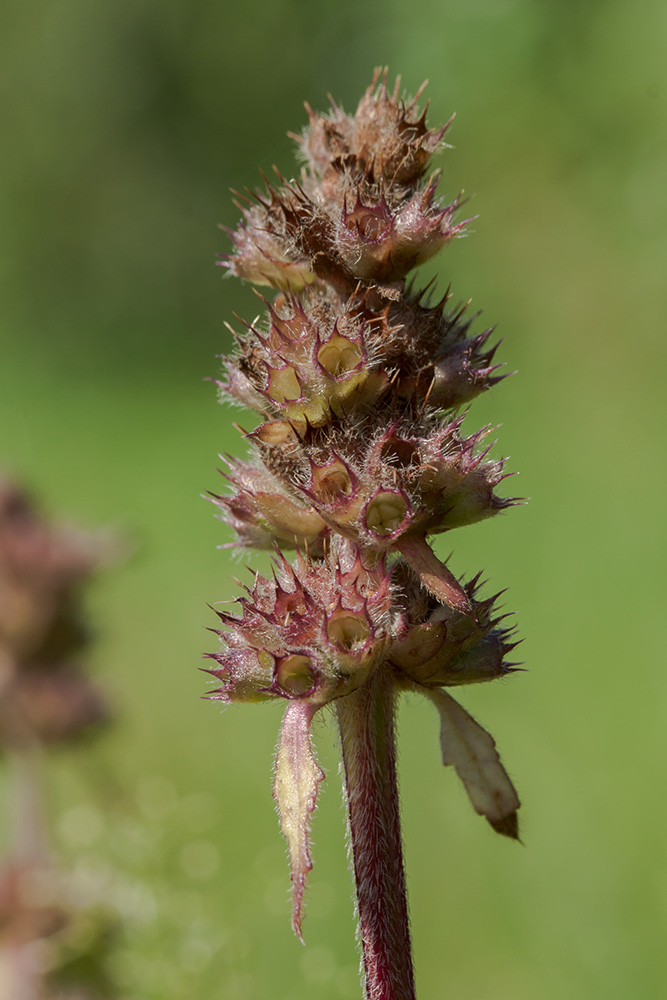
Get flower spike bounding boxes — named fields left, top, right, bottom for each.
left=205, top=70, right=524, bottom=1000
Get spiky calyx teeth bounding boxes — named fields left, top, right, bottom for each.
left=221, top=285, right=506, bottom=430
left=389, top=568, right=519, bottom=687
left=336, top=185, right=463, bottom=283
left=225, top=177, right=465, bottom=295
left=391, top=625, right=515, bottom=686
left=297, top=68, right=451, bottom=190
left=379, top=292, right=506, bottom=409
left=219, top=203, right=318, bottom=291
left=206, top=545, right=393, bottom=706
left=299, top=420, right=511, bottom=543
left=209, top=457, right=328, bottom=551
left=220, top=291, right=389, bottom=430
left=218, top=415, right=514, bottom=558
left=208, top=542, right=519, bottom=705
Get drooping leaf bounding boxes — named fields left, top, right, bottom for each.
left=424, top=687, right=520, bottom=838
left=273, top=701, right=324, bottom=940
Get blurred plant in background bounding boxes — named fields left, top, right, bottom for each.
left=0, top=478, right=109, bottom=750
left=0, top=478, right=118, bottom=998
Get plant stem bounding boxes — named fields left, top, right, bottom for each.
left=1, top=737, right=48, bottom=1000
left=336, top=664, right=416, bottom=1000
left=7, top=744, right=48, bottom=861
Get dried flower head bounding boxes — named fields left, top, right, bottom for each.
left=206, top=70, right=523, bottom=995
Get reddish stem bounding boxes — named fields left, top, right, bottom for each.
left=336, top=665, right=416, bottom=1000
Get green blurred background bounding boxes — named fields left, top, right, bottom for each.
left=1, top=0, right=666, bottom=996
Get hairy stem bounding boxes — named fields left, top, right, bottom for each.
left=336, top=664, right=416, bottom=1000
